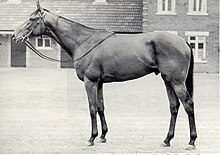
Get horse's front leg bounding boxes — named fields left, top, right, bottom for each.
left=84, top=76, right=99, bottom=146
left=97, top=82, right=108, bottom=143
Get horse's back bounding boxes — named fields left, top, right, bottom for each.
left=101, top=32, right=190, bottom=57
left=92, top=33, right=159, bottom=82
left=98, top=31, right=190, bottom=67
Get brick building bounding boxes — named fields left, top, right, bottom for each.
left=143, top=0, right=219, bottom=73
left=0, top=0, right=219, bottom=73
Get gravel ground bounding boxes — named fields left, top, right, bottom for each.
left=0, top=68, right=219, bottom=153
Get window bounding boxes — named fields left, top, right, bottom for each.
left=185, top=31, right=209, bottom=63
left=94, top=0, right=107, bottom=3
left=36, top=37, right=51, bottom=49
left=187, top=0, right=208, bottom=15
left=95, top=0, right=106, bottom=2
left=154, top=31, right=178, bottom=35
left=157, top=0, right=176, bottom=15
left=7, top=0, right=21, bottom=4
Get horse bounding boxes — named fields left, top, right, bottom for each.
left=12, top=0, right=197, bottom=150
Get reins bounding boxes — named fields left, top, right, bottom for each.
left=20, top=9, right=115, bottom=63
left=24, top=32, right=115, bottom=63
left=25, top=41, right=73, bottom=62
left=24, top=11, right=73, bottom=62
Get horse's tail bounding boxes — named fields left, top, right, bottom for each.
left=185, top=42, right=194, bottom=99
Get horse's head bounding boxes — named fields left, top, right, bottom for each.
left=12, top=0, right=47, bottom=42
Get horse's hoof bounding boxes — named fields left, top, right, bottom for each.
left=97, top=137, right=107, bottom=143
left=160, top=142, right=170, bottom=147
left=85, top=141, right=94, bottom=146
left=186, top=144, right=196, bottom=150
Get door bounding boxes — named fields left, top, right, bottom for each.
left=11, top=38, right=26, bottom=67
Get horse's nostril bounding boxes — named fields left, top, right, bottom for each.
left=12, top=34, right=15, bottom=39
left=11, top=34, right=17, bottom=42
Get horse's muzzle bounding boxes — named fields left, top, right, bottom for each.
left=11, top=34, right=16, bottom=42
left=11, top=34, right=27, bottom=42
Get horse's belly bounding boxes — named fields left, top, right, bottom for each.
left=102, top=59, right=155, bottom=83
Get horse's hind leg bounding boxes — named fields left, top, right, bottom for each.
left=162, top=79, right=180, bottom=147
left=171, top=82, right=197, bottom=150
left=97, top=82, right=108, bottom=143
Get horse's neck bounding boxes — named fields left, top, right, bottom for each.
left=44, top=12, right=97, bottom=57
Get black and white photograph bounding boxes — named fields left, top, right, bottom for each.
left=0, top=0, right=219, bottom=154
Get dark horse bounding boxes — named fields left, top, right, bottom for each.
left=12, top=1, right=197, bottom=150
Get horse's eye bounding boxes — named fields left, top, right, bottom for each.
left=29, top=17, right=37, bottom=21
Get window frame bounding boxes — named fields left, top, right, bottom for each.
left=7, top=0, right=21, bottom=4
left=187, top=0, right=208, bottom=15
left=95, top=0, right=106, bottom=2
left=154, top=31, right=178, bottom=35
left=185, top=31, right=209, bottom=63
left=36, top=37, right=52, bottom=50
left=93, top=0, right=108, bottom=4
left=156, top=0, right=176, bottom=15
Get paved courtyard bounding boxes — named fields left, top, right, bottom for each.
left=0, top=68, right=219, bottom=153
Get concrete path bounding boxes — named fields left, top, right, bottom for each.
left=0, top=68, right=219, bottom=153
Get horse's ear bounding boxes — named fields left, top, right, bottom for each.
left=36, top=0, right=43, bottom=12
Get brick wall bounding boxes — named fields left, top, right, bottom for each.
left=143, top=0, right=219, bottom=73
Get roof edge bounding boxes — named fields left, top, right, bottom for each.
left=0, top=30, right=13, bottom=34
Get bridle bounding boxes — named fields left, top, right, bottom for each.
left=23, top=11, right=77, bottom=63
left=22, top=10, right=115, bottom=63
left=22, top=11, right=46, bottom=42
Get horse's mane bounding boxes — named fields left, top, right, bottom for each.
left=59, top=16, right=95, bottom=30
left=43, top=8, right=96, bottom=31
